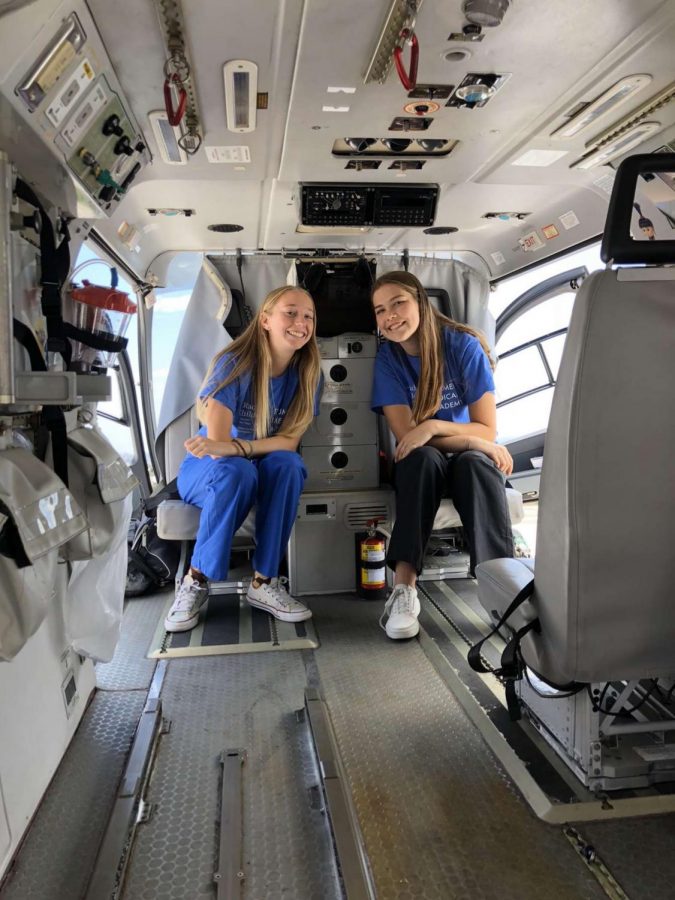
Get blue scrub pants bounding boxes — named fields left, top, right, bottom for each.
left=177, top=450, right=307, bottom=581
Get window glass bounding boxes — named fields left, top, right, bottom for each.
left=496, top=293, right=575, bottom=354
left=494, top=347, right=549, bottom=405
left=151, top=252, right=202, bottom=418
left=541, top=332, right=566, bottom=380
left=497, top=390, right=555, bottom=444
left=490, top=241, right=603, bottom=442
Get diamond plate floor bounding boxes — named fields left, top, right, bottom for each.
left=97, top=592, right=168, bottom=691
left=0, top=690, right=146, bottom=900
left=310, top=595, right=607, bottom=900
left=121, top=653, right=341, bottom=900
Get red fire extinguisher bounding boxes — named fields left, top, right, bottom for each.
left=355, top=519, right=387, bottom=600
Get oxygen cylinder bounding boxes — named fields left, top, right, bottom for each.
left=354, top=518, right=387, bottom=599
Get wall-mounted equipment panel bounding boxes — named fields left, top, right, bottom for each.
left=301, top=183, right=438, bottom=227
left=4, top=8, right=148, bottom=216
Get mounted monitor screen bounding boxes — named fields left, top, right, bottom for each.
left=632, top=171, right=675, bottom=241
left=296, top=260, right=376, bottom=338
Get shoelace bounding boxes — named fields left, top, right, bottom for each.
left=263, top=576, right=296, bottom=608
left=379, top=586, right=415, bottom=630
left=174, top=580, right=205, bottom=611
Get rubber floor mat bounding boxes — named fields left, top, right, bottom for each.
left=147, top=590, right=319, bottom=658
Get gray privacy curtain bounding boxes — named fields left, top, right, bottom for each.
left=377, top=256, right=495, bottom=352
left=154, top=254, right=295, bottom=478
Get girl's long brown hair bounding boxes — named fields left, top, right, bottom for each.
left=372, top=271, right=494, bottom=424
left=197, top=286, right=321, bottom=439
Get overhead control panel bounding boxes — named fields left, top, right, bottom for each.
left=301, top=183, right=439, bottom=227
left=6, top=9, right=148, bottom=215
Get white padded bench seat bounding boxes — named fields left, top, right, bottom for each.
left=157, top=500, right=256, bottom=541
left=157, top=487, right=523, bottom=542
left=434, top=487, right=523, bottom=531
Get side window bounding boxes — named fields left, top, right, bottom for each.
left=151, top=252, right=202, bottom=418
left=71, top=242, right=139, bottom=463
left=490, top=243, right=603, bottom=444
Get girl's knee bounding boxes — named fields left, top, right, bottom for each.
left=397, top=445, right=444, bottom=473
left=454, top=449, right=501, bottom=477
left=209, top=457, right=257, bottom=494
left=258, top=450, right=307, bottom=480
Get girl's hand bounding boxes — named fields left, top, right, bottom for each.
left=185, top=436, right=240, bottom=459
left=469, top=437, right=514, bottom=475
left=394, top=421, right=436, bottom=462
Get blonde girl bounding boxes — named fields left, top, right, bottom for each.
left=165, top=286, right=322, bottom=632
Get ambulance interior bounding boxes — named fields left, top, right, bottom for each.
left=1, top=0, right=675, bottom=897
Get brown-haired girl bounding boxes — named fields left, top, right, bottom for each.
left=164, top=286, right=322, bottom=632
left=371, top=271, right=513, bottom=640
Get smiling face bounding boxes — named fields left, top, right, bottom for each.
left=372, top=282, right=421, bottom=352
left=260, top=288, right=315, bottom=360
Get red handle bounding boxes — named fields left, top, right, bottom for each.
left=164, top=75, right=187, bottom=127
left=393, top=29, right=419, bottom=92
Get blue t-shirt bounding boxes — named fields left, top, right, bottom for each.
left=371, top=327, right=494, bottom=423
left=198, top=353, right=321, bottom=440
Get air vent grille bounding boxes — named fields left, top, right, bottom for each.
left=344, top=502, right=392, bottom=531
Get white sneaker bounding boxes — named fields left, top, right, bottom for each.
left=247, top=577, right=312, bottom=622
left=164, top=574, right=209, bottom=632
left=380, top=584, right=420, bottom=640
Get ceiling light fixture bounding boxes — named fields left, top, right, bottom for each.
left=585, top=79, right=675, bottom=149
left=148, top=110, right=187, bottom=165
left=223, top=60, right=258, bottom=133
left=455, top=83, right=495, bottom=104
left=551, top=75, right=652, bottom=140
left=570, top=121, right=662, bottom=170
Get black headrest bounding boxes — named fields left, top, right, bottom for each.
left=601, top=153, right=675, bottom=265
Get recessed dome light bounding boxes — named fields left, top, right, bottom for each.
left=455, top=83, right=495, bottom=103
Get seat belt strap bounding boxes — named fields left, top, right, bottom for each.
left=467, top=579, right=535, bottom=673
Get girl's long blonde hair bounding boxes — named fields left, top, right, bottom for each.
left=372, top=271, right=494, bottom=424
left=197, top=286, right=321, bottom=439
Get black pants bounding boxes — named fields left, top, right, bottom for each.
left=387, top=447, right=514, bottom=576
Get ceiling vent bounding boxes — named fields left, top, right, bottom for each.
left=148, top=110, right=187, bottom=165
left=424, top=226, right=458, bottom=234
left=223, top=60, right=258, bottom=133
left=208, top=223, right=244, bottom=233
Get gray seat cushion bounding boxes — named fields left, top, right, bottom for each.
left=157, top=499, right=256, bottom=542
left=433, top=486, right=523, bottom=531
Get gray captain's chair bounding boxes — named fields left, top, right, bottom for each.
left=474, top=154, right=675, bottom=694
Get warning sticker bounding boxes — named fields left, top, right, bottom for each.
left=542, top=224, right=559, bottom=240
left=518, top=231, right=544, bottom=252
left=559, top=210, right=580, bottom=230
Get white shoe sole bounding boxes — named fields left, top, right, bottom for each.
left=164, top=612, right=200, bottom=633
left=385, top=619, right=420, bottom=640
left=247, top=595, right=312, bottom=623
